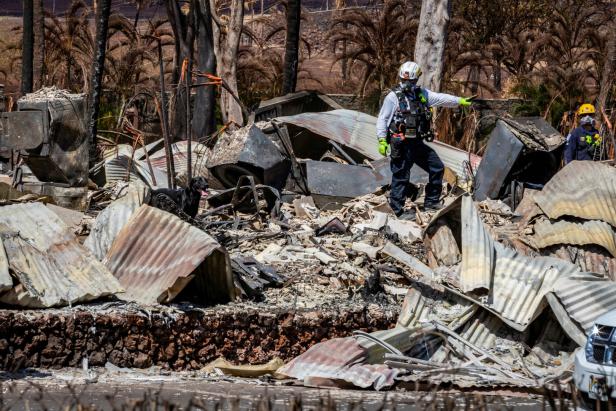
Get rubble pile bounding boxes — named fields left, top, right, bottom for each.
left=1, top=90, right=615, bottom=396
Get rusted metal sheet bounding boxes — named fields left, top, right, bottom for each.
left=534, top=161, right=616, bottom=227
left=274, top=109, right=481, bottom=183
left=84, top=182, right=149, bottom=260
left=531, top=219, right=616, bottom=257
left=103, top=205, right=236, bottom=305
left=277, top=337, right=399, bottom=390
left=460, top=195, right=493, bottom=292
left=0, top=202, right=123, bottom=307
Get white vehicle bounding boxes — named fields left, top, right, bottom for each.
left=575, top=311, right=616, bottom=407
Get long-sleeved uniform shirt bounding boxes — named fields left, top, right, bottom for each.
left=376, top=88, right=461, bottom=138
left=564, top=125, right=601, bottom=163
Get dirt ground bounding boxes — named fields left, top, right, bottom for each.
left=0, top=367, right=566, bottom=410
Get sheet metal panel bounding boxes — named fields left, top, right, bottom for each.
left=84, top=183, right=149, bottom=260
left=277, top=337, right=399, bottom=390
left=531, top=219, right=616, bottom=257
left=0, top=202, right=123, bottom=307
left=534, top=161, right=616, bottom=227
left=552, top=272, right=616, bottom=334
left=473, top=120, right=524, bottom=201
left=103, top=205, right=235, bottom=305
left=460, top=195, right=494, bottom=291
left=274, top=109, right=481, bottom=182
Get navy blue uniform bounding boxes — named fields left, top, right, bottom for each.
left=389, top=138, right=444, bottom=215
left=564, top=126, right=601, bottom=163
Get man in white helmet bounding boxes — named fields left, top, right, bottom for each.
left=376, top=61, right=472, bottom=218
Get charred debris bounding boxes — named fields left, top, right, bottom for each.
left=0, top=87, right=615, bottom=393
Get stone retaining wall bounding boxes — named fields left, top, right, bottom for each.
left=0, top=304, right=397, bottom=371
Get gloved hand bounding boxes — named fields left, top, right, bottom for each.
left=378, top=138, right=389, bottom=156
left=458, top=97, right=473, bottom=107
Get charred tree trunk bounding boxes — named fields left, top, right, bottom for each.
left=194, top=0, right=217, bottom=139
left=413, top=0, right=450, bottom=91
left=492, top=62, right=501, bottom=92
left=166, top=0, right=195, bottom=140
left=214, top=0, right=244, bottom=126
left=87, top=0, right=111, bottom=168
left=598, top=26, right=616, bottom=111
left=282, top=0, right=301, bottom=94
left=21, top=0, right=34, bottom=95
left=33, top=0, right=45, bottom=90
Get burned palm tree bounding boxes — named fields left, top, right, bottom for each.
left=282, top=0, right=301, bottom=94
left=327, top=0, right=419, bottom=96
left=534, top=0, right=609, bottom=110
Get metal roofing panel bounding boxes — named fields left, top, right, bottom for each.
left=460, top=195, right=494, bottom=291
left=84, top=183, right=149, bottom=261
left=0, top=203, right=123, bottom=307
left=531, top=219, right=616, bottom=257
left=534, top=161, right=616, bottom=227
left=277, top=337, right=399, bottom=390
left=149, top=141, right=210, bottom=177
left=103, top=205, right=235, bottom=305
left=451, top=199, right=580, bottom=330
left=552, top=272, right=616, bottom=334
left=274, top=109, right=481, bottom=182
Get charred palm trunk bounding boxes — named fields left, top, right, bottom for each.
left=282, top=0, right=301, bottom=95
left=598, top=27, right=616, bottom=111
left=33, top=0, right=45, bottom=90
left=194, top=0, right=217, bottom=139
left=87, top=0, right=112, bottom=169
left=21, top=0, right=34, bottom=95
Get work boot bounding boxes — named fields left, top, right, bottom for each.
left=423, top=200, right=444, bottom=212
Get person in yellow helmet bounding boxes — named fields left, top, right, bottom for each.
left=564, top=104, right=601, bottom=163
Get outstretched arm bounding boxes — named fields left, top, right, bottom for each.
left=423, top=88, right=466, bottom=108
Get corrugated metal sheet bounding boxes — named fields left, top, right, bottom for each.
left=460, top=195, right=493, bottom=291
left=277, top=337, right=399, bottom=390
left=450, top=199, right=580, bottom=330
left=274, top=109, right=481, bottom=182
left=103, top=205, right=236, bottom=305
left=534, top=161, right=616, bottom=227
left=84, top=183, right=149, bottom=260
left=546, top=244, right=616, bottom=280
left=148, top=141, right=210, bottom=177
left=531, top=219, right=616, bottom=257
left=551, top=272, right=616, bottom=334
left=104, top=144, right=169, bottom=189
left=0, top=203, right=123, bottom=307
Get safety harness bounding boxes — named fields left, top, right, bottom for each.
left=388, top=85, right=434, bottom=142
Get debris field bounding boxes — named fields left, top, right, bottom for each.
left=1, top=88, right=615, bottom=395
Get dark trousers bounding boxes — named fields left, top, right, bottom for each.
left=389, top=138, right=444, bottom=215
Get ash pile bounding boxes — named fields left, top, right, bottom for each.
left=0, top=90, right=615, bottom=394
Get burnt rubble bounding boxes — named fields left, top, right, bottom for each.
left=0, top=90, right=615, bottom=395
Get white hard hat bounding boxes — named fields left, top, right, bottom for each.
left=580, top=115, right=595, bottom=126
left=399, top=61, right=422, bottom=80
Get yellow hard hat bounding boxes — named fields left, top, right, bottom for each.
left=578, top=103, right=596, bottom=115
